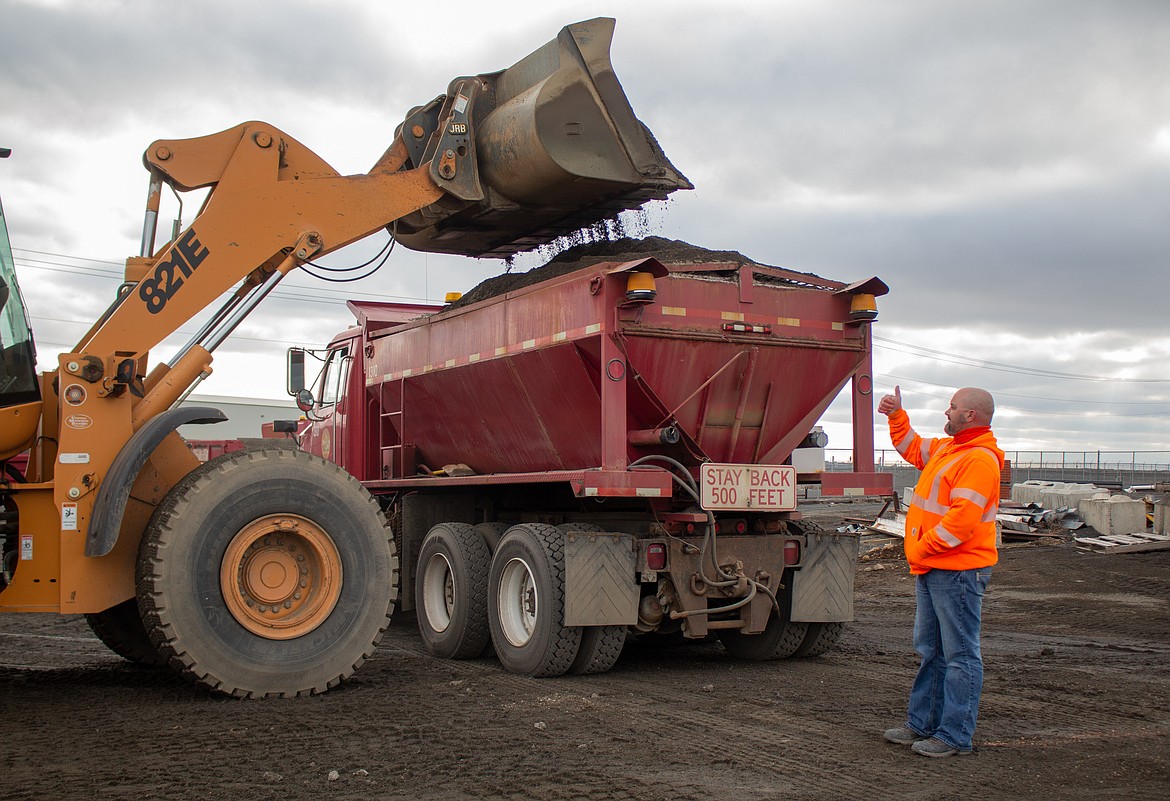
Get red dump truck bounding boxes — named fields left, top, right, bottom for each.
left=286, top=240, right=892, bottom=676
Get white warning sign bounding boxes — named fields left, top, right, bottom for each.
left=61, top=502, right=79, bottom=531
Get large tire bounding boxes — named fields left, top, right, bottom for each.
left=792, top=622, right=845, bottom=658
left=473, top=522, right=510, bottom=554
left=488, top=523, right=581, bottom=677
left=136, top=448, right=398, bottom=698
left=569, top=625, right=626, bottom=675
left=85, top=598, right=167, bottom=667
left=415, top=522, right=491, bottom=659
left=716, top=573, right=808, bottom=660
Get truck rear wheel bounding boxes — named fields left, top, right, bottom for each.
left=556, top=523, right=625, bottom=675
left=136, top=448, right=397, bottom=698
left=568, top=626, right=626, bottom=674
left=716, top=574, right=807, bottom=660
left=488, top=523, right=581, bottom=677
left=793, top=622, right=845, bottom=657
left=85, top=598, right=167, bottom=667
left=473, top=521, right=509, bottom=553
left=416, top=522, right=491, bottom=659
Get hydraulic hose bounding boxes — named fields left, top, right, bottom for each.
left=629, top=456, right=780, bottom=613
left=669, top=581, right=757, bottom=619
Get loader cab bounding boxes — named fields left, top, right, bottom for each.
left=0, top=183, right=41, bottom=465
left=0, top=188, right=39, bottom=411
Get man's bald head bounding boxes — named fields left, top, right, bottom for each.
left=954, top=388, right=995, bottom=425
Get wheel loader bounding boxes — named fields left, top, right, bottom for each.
left=0, top=18, right=691, bottom=696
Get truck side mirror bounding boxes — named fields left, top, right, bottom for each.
left=287, top=348, right=306, bottom=395
left=295, top=388, right=315, bottom=413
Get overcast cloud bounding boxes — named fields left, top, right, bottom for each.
left=2, top=0, right=1167, bottom=456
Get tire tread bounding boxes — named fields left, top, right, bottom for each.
left=136, top=448, right=396, bottom=698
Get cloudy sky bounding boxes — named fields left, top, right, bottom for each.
left=2, top=0, right=1168, bottom=458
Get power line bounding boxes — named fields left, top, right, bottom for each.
left=10, top=248, right=441, bottom=311
left=881, top=372, right=1170, bottom=406
left=874, top=336, right=1170, bottom=383
left=872, top=379, right=1170, bottom=419
left=28, top=315, right=313, bottom=349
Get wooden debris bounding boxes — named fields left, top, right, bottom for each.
left=1074, top=532, right=1170, bottom=554
left=868, top=516, right=906, bottom=539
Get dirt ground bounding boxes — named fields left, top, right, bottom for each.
left=2, top=500, right=1167, bottom=801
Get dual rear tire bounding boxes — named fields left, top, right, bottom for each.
left=716, top=570, right=844, bottom=660
left=414, top=523, right=840, bottom=675
left=415, top=522, right=625, bottom=677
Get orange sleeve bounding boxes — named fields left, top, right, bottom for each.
left=887, top=409, right=937, bottom=470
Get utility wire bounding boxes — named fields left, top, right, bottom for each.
left=28, top=314, right=311, bottom=349
left=872, top=379, right=1170, bottom=419
left=10, top=248, right=439, bottom=310
left=874, top=336, right=1170, bottom=383
left=881, top=372, right=1170, bottom=406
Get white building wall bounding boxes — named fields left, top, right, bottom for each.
left=177, top=394, right=300, bottom=440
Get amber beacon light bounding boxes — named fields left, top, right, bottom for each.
left=849, top=293, right=878, bottom=322
left=625, top=271, right=657, bottom=303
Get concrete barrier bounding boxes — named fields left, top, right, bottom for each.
left=1077, top=495, right=1147, bottom=536
left=1155, top=499, right=1169, bottom=535
left=1038, top=483, right=1100, bottom=510
left=1012, top=481, right=1060, bottom=505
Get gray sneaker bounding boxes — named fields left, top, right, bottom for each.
left=911, top=737, right=964, bottom=757
left=883, top=726, right=927, bottom=745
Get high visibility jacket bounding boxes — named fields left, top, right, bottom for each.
left=888, top=408, right=1004, bottom=575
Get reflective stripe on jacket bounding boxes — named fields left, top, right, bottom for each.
left=888, top=408, right=1004, bottom=575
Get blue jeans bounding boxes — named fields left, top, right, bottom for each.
left=905, top=566, right=992, bottom=751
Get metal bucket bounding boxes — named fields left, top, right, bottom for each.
left=390, top=18, right=691, bottom=258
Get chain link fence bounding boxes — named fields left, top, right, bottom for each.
left=828, top=449, right=1170, bottom=491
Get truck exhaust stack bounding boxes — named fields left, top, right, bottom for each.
left=389, top=17, right=693, bottom=259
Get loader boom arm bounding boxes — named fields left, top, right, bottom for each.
left=82, top=124, right=443, bottom=362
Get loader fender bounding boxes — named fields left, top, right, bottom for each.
left=86, top=406, right=227, bottom=557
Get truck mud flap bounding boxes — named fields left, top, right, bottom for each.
left=564, top=530, right=637, bottom=626
left=790, top=529, right=860, bottom=623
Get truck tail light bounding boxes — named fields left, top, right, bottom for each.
left=646, top=542, right=667, bottom=571
left=784, top=540, right=801, bottom=566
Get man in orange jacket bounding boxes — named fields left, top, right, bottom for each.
left=878, top=385, right=1003, bottom=757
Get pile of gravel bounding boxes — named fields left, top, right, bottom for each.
left=451, top=236, right=827, bottom=308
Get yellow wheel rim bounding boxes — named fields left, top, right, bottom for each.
left=220, top=514, right=343, bottom=640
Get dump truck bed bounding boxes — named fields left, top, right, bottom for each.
left=346, top=242, right=883, bottom=487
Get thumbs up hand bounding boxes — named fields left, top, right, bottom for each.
left=878, top=385, right=902, bottom=417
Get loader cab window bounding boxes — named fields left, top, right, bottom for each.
left=0, top=195, right=39, bottom=409
left=317, top=346, right=349, bottom=409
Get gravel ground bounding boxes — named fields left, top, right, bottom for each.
left=2, top=499, right=1167, bottom=801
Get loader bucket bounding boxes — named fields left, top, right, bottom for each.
left=390, top=18, right=692, bottom=259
